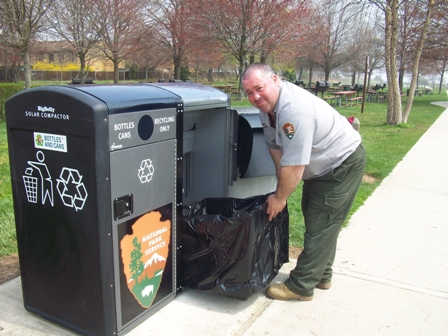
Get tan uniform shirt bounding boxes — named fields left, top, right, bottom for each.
left=260, top=81, right=361, bottom=180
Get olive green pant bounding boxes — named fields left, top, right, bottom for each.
left=285, top=144, right=366, bottom=296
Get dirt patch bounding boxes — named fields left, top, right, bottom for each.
left=363, top=174, right=379, bottom=184
left=289, top=246, right=302, bottom=259
left=0, top=254, right=20, bottom=285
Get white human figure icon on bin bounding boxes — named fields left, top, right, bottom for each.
left=23, top=151, right=54, bottom=206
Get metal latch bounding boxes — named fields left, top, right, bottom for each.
left=114, top=194, right=133, bottom=220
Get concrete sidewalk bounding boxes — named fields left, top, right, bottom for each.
left=1, top=104, right=448, bottom=335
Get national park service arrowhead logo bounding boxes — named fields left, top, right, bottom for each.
left=120, top=211, right=171, bottom=308
left=282, top=122, right=295, bottom=139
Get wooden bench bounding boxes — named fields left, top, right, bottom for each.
left=348, top=96, right=363, bottom=106
left=71, top=78, right=94, bottom=84
left=377, top=95, right=386, bottom=103
left=322, top=95, right=337, bottom=105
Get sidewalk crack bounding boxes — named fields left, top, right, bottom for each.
left=335, top=267, right=448, bottom=300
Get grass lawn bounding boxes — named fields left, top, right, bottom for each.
left=0, top=89, right=447, bottom=256
left=0, top=122, right=15, bottom=256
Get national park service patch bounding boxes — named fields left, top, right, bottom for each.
left=282, top=122, right=295, bottom=139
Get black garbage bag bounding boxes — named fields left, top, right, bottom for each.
left=182, top=193, right=289, bottom=300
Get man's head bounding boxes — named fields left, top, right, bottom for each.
left=242, top=63, right=281, bottom=114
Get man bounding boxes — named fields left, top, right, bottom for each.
left=242, top=63, right=366, bottom=301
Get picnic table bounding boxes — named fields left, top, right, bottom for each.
left=333, top=91, right=357, bottom=107
left=366, top=91, right=380, bottom=102
left=212, top=84, right=238, bottom=97
left=367, top=91, right=389, bottom=103
left=407, top=89, right=420, bottom=97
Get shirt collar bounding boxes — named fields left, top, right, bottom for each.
left=273, top=81, right=284, bottom=114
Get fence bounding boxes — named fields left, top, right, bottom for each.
left=10, top=70, right=238, bottom=83
left=25, top=71, right=126, bottom=82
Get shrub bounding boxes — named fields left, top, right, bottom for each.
left=180, top=67, right=191, bottom=81
left=33, top=61, right=84, bottom=71
left=0, top=84, right=23, bottom=120
left=282, top=68, right=296, bottom=82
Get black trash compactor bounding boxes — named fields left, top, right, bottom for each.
left=5, top=83, right=288, bottom=335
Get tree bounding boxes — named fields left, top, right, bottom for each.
left=97, top=0, right=148, bottom=83
left=368, top=0, right=402, bottom=124
left=252, top=0, right=310, bottom=65
left=394, top=1, right=440, bottom=94
left=422, top=0, right=448, bottom=94
left=293, top=25, right=320, bottom=85
left=0, top=0, right=54, bottom=89
left=364, top=30, right=385, bottom=88
left=147, top=0, right=192, bottom=80
left=312, top=0, right=362, bottom=81
left=401, top=0, right=436, bottom=123
left=368, top=0, right=437, bottom=124
left=125, top=34, right=168, bottom=82
left=190, top=0, right=306, bottom=99
left=347, top=7, right=385, bottom=88
left=45, top=0, right=104, bottom=84
left=0, top=45, right=22, bottom=82
left=420, top=55, right=447, bottom=93
left=187, top=39, right=228, bottom=83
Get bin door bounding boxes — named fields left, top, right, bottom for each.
left=237, top=113, right=275, bottom=178
left=229, top=109, right=239, bottom=183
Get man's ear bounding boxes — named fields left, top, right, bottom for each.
left=273, top=74, right=281, bottom=86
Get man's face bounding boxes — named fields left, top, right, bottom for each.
left=242, top=70, right=280, bottom=114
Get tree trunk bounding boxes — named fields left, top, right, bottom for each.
left=385, top=0, right=402, bottom=125
left=397, top=43, right=405, bottom=92
left=22, top=50, right=32, bottom=89
left=368, top=69, right=374, bottom=88
left=114, top=57, right=120, bottom=84
left=237, top=54, right=246, bottom=100
left=195, top=65, right=199, bottom=83
left=438, top=60, right=446, bottom=94
left=298, top=67, right=303, bottom=81
left=79, top=53, right=87, bottom=84
left=174, top=65, right=180, bottom=80
left=260, top=51, right=266, bottom=64
left=208, top=68, right=213, bottom=82
left=308, top=64, right=314, bottom=86
left=398, top=65, right=405, bottom=92
left=402, top=0, right=434, bottom=123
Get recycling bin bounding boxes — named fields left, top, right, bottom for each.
left=6, top=82, right=282, bottom=335
left=6, top=84, right=183, bottom=335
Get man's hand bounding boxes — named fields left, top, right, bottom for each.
left=266, top=193, right=287, bottom=221
left=266, top=164, right=305, bottom=221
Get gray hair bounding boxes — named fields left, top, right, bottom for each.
left=242, top=63, right=276, bottom=81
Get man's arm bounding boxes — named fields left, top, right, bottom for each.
left=269, top=148, right=283, bottom=179
left=268, top=148, right=305, bottom=221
